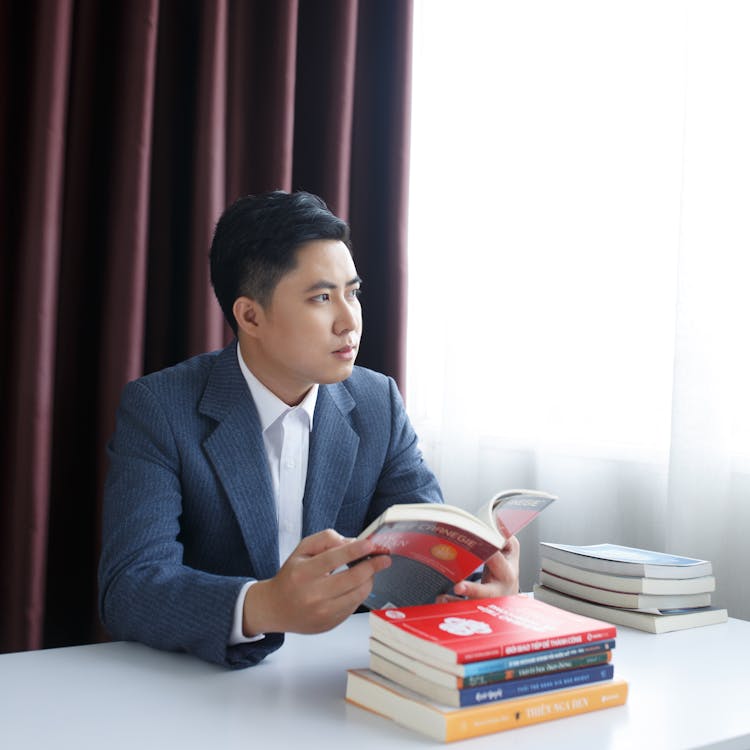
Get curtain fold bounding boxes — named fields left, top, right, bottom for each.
left=2, top=0, right=74, bottom=654
left=349, top=0, right=413, bottom=386
left=188, top=0, right=229, bottom=355
left=0, top=0, right=414, bottom=654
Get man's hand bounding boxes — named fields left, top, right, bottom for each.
left=242, top=529, right=391, bottom=636
left=437, top=536, right=521, bottom=602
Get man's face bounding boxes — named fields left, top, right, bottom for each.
left=244, top=239, right=363, bottom=405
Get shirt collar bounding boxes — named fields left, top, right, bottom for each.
left=236, top=342, right=317, bottom=431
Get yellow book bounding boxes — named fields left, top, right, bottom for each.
left=346, top=668, right=628, bottom=742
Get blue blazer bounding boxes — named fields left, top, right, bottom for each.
left=98, top=342, right=442, bottom=668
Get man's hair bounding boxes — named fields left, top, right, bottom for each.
left=209, top=190, right=352, bottom=335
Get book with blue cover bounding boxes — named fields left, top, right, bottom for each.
left=369, top=654, right=615, bottom=707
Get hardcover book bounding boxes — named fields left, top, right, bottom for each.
left=533, top=585, right=729, bottom=634
left=346, top=668, right=629, bottom=742
left=359, top=489, right=556, bottom=609
left=539, top=542, right=713, bottom=579
left=369, top=594, right=616, bottom=666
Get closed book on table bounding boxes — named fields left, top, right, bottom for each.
left=369, top=594, right=616, bottom=666
left=369, top=636, right=613, bottom=688
left=540, top=556, right=716, bottom=595
left=539, top=570, right=712, bottom=611
left=346, top=668, right=629, bottom=742
left=533, top=584, right=728, bottom=634
left=369, top=652, right=615, bottom=707
left=539, top=542, right=713, bottom=579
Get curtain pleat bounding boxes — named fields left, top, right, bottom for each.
left=293, top=0, right=359, bottom=216
left=0, top=0, right=413, bottom=654
left=188, top=0, right=229, bottom=356
left=348, top=0, right=413, bottom=386
left=2, top=0, right=74, bottom=652
left=226, top=0, right=299, bottom=196
left=98, top=0, right=160, bottom=445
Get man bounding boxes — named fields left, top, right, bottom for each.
left=98, top=190, right=519, bottom=668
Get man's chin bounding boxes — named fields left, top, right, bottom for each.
left=320, top=361, right=356, bottom=384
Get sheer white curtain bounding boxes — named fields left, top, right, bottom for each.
left=407, top=0, right=750, bottom=619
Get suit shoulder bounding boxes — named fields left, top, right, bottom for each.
left=336, top=367, right=407, bottom=419
left=125, top=349, right=223, bottom=399
left=342, top=365, right=393, bottom=396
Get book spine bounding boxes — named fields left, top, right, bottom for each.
left=459, top=625, right=616, bottom=663
left=457, top=665, right=614, bottom=706
left=460, top=652, right=611, bottom=688
left=461, top=639, right=615, bottom=676
left=444, top=678, right=629, bottom=741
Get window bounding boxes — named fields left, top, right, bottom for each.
left=407, top=0, right=750, bottom=618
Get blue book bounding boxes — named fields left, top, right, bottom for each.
left=369, top=656, right=615, bottom=708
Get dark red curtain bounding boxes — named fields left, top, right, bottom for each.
left=0, top=0, right=413, bottom=653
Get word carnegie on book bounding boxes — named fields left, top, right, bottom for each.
left=356, top=490, right=556, bottom=610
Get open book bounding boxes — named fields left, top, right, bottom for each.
left=358, top=489, right=556, bottom=610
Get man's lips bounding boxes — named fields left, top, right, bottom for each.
left=333, top=343, right=357, bottom=358
left=333, top=342, right=357, bottom=353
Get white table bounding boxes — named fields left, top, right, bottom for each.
left=0, top=612, right=748, bottom=749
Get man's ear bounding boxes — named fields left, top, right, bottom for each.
left=233, top=296, right=264, bottom=338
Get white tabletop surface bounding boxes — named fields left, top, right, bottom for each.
left=0, top=611, right=748, bottom=749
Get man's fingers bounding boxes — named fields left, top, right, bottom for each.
left=293, top=532, right=386, bottom=576
left=323, top=553, right=392, bottom=612
left=294, top=528, right=351, bottom=557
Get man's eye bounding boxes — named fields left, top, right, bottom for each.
left=311, top=293, right=330, bottom=302
left=349, top=287, right=362, bottom=298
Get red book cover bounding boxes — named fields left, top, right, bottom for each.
left=367, top=520, right=497, bottom=579
left=359, top=512, right=505, bottom=610
left=369, top=594, right=616, bottom=665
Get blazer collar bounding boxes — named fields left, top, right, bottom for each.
left=302, top=382, right=359, bottom=534
left=198, top=342, right=362, bottom=574
left=199, top=342, right=280, bottom=580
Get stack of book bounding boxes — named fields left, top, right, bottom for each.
left=533, top=542, right=729, bottom=633
left=345, top=595, right=628, bottom=742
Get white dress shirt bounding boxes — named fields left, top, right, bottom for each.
left=229, top=344, right=318, bottom=645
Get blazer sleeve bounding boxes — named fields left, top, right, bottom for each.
left=98, top=379, right=283, bottom=669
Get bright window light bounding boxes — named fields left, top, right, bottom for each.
left=407, top=0, right=750, bottom=460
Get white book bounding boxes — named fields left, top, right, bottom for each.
left=540, top=557, right=716, bottom=595
left=538, top=570, right=712, bottom=612
left=533, top=584, right=728, bottom=634
left=539, top=542, right=713, bottom=579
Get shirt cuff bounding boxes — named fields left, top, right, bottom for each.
left=228, top=580, right=266, bottom=645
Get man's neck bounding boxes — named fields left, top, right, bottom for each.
left=236, top=338, right=312, bottom=407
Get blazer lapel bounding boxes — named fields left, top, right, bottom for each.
left=303, top=382, right=359, bottom=534
left=199, top=343, right=280, bottom=580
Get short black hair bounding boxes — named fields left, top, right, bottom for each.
left=209, top=190, right=352, bottom=335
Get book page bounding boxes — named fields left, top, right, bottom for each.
left=476, top=490, right=557, bottom=537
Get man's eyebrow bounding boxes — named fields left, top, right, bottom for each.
left=304, top=276, right=362, bottom=293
